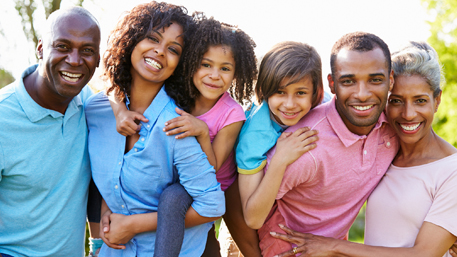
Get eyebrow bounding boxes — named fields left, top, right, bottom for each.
left=338, top=73, right=386, bottom=79
left=390, top=93, right=431, bottom=98
left=152, top=30, right=184, bottom=49
left=54, top=38, right=97, bottom=47
left=202, top=57, right=235, bottom=67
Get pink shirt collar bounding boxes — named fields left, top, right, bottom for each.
left=326, top=97, right=389, bottom=148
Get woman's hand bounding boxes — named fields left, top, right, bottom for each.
left=274, top=127, right=319, bottom=166
left=164, top=108, right=209, bottom=139
left=104, top=213, right=137, bottom=245
left=100, top=208, right=126, bottom=250
left=270, top=224, right=338, bottom=257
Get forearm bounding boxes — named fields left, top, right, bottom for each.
left=242, top=155, right=287, bottom=229
left=333, top=240, right=438, bottom=257
left=109, top=96, right=127, bottom=116
left=197, top=133, right=217, bottom=171
left=123, top=212, right=158, bottom=234
left=184, top=206, right=219, bottom=228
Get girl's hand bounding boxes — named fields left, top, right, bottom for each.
left=274, top=127, right=319, bottom=166
left=100, top=209, right=126, bottom=250
left=163, top=107, right=209, bottom=139
left=270, top=224, right=337, bottom=257
left=104, top=213, right=136, bottom=245
left=116, top=110, right=149, bottom=137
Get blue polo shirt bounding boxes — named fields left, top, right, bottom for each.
left=0, top=65, right=92, bottom=257
left=85, top=88, right=225, bottom=257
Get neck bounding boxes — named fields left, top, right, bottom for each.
left=394, top=129, right=449, bottom=167
left=24, top=70, right=71, bottom=114
left=191, top=94, right=220, bottom=116
left=128, top=78, right=163, bottom=114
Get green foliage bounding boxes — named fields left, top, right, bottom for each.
left=0, top=68, right=15, bottom=89
left=423, top=0, right=457, bottom=147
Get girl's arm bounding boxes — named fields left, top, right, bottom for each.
left=164, top=107, right=243, bottom=172
left=239, top=127, right=318, bottom=229
left=100, top=206, right=217, bottom=245
left=271, top=222, right=456, bottom=257
left=109, top=97, right=148, bottom=137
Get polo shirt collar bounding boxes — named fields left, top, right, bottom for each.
left=15, top=65, right=83, bottom=123
left=125, top=85, right=169, bottom=131
left=326, top=96, right=389, bottom=147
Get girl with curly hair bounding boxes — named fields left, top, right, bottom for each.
left=84, top=2, right=225, bottom=257
left=115, top=15, right=261, bottom=257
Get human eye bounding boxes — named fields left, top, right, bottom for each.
left=388, top=98, right=401, bottom=104
left=201, top=63, right=210, bottom=68
left=168, top=46, right=180, bottom=55
left=341, top=79, right=353, bottom=86
left=55, top=43, right=69, bottom=51
left=416, top=98, right=427, bottom=104
left=147, top=36, right=159, bottom=43
left=221, top=66, right=231, bottom=72
left=371, top=77, right=383, bottom=84
left=276, top=90, right=285, bottom=95
left=82, top=47, right=95, bottom=55
left=296, top=91, right=307, bottom=96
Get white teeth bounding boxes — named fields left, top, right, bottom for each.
left=400, top=123, right=421, bottom=131
left=353, top=105, right=373, bottom=111
left=145, top=58, right=162, bottom=69
left=284, top=112, right=296, bottom=116
left=61, top=71, right=82, bottom=82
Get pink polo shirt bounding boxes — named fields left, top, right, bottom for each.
left=197, top=92, right=246, bottom=191
left=258, top=97, right=399, bottom=257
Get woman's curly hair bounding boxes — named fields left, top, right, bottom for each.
left=179, top=14, right=258, bottom=111
left=103, top=1, right=195, bottom=106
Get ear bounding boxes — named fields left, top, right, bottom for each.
left=434, top=90, right=442, bottom=113
left=328, top=74, right=336, bottom=94
left=36, top=39, right=44, bottom=60
left=389, top=70, right=394, bottom=91
left=97, top=54, right=100, bottom=68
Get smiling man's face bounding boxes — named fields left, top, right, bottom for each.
left=38, top=12, right=100, bottom=101
left=329, top=47, right=393, bottom=136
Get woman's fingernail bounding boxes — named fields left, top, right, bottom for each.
left=270, top=232, right=276, bottom=236
left=103, top=227, right=108, bottom=232
left=279, top=224, right=284, bottom=228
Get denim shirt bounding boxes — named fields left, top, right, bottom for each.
left=85, top=87, right=225, bottom=257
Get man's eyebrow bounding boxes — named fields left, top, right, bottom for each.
left=338, top=74, right=355, bottom=79
left=369, top=73, right=386, bottom=77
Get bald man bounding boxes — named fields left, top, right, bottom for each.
left=0, top=7, right=100, bottom=257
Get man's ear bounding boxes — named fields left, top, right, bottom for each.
left=389, top=70, right=394, bottom=91
left=328, top=74, right=336, bottom=94
left=36, top=39, right=43, bottom=60
left=97, top=54, right=100, bottom=68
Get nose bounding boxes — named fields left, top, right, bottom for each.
left=355, top=82, right=372, bottom=102
left=402, top=101, right=417, bottom=121
left=154, top=44, right=165, bottom=56
left=283, top=95, right=295, bottom=109
left=208, top=68, right=220, bottom=80
left=66, top=49, right=82, bottom=66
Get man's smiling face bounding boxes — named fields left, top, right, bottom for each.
left=329, top=47, right=393, bottom=136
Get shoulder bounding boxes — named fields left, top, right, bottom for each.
left=286, top=103, right=329, bottom=133
left=85, top=91, right=109, bottom=112
left=0, top=81, right=18, bottom=105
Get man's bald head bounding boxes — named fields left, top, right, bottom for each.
left=42, top=7, right=100, bottom=40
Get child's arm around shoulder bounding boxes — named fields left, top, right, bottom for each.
left=109, top=95, right=148, bottom=136
left=239, top=127, right=319, bottom=229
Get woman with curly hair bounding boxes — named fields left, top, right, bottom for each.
left=84, top=2, right=225, bottom=256
left=115, top=14, right=261, bottom=257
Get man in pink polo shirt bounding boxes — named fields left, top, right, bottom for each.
left=257, top=32, right=400, bottom=256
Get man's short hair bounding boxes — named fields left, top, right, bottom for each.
left=330, top=32, right=391, bottom=79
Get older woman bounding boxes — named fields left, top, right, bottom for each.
left=271, top=41, right=457, bottom=257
